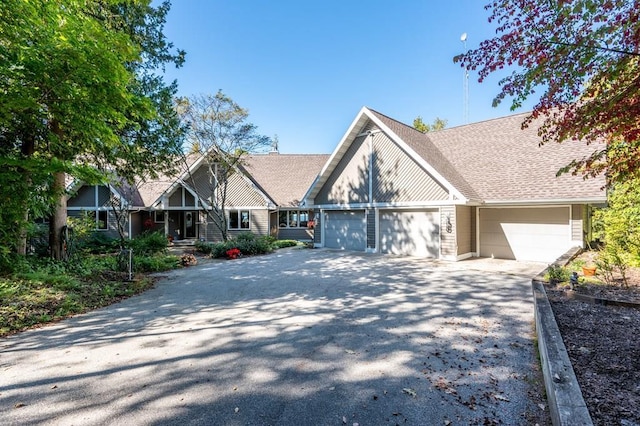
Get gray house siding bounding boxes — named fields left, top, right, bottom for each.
left=315, top=135, right=369, bottom=205
left=204, top=209, right=270, bottom=241
left=366, top=208, right=375, bottom=249
left=571, top=204, right=583, bottom=242
left=313, top=210, right=322, bottom=244
left=278, top=228, right=313, bottom=240
left=440, top=205, right=455, bottom=258
left=67, top=209, right=122, bottom=239
left=455, top=205, right=473, bottom=256
left=68, top=184, right=111, bottom=207
left=372, top=133, right=449, bottom=203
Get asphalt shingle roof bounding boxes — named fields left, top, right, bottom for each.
left=242, top=153, right=330, bottom=206
left=427, top=112, right=606, bottom=202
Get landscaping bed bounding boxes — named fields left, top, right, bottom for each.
left=545, top=257, right=640, bottom=426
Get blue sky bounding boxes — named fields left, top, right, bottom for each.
left=159, top=0, right=537, bottom=154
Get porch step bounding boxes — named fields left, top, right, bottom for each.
left=171, top=239, right=197, bottom=247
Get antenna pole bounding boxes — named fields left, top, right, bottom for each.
left=461, top=33, right=469, bottom=124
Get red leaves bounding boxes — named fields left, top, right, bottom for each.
left=457, top=0, right=640, bottom=186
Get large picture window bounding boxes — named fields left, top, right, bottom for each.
left=279, top=210, right=309, bottom=228
left=229, top=210, right=250, bottom=230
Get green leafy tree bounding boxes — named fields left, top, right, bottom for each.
left=177, top=91, right=271, bottom=241
left=454, top=0, right=640, bottom=185
left=594, top=179, right=640, bottom=269
left=413, top=116, right=448, bottom=133
left=0, top=0, right=184, bottom=262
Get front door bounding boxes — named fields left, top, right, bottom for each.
left=184, top=211, right=196, bottom=239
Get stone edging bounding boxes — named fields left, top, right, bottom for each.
left=532, top=247, right=593, bottom=426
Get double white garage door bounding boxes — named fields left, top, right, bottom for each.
left=324, top=209, right=439, bottom=258
left=479, top=207, right=573, bottom=263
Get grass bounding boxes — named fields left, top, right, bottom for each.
left=0, top=252, right=179, bottom=337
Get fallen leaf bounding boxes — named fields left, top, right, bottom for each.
left=402, top=388, right=417, bottom=398
left=494, top=394, right=510, bottom=402
left=538, top=403, right=546, bottom=411
left=14, top=403, right=26, bottom=408
left=234, top=407, right=239, bottom=413
left=345, top=349, right=356, bottom=355
left=51, top=385, right=58, bottom=390
left=342, top=416, right=347, bottom=424
left=444, top=420, right=452, bottom=425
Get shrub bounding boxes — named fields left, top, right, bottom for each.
left=128, top=231, right=168, bottom=256
left=272, top=239, right=298, bottom=249
left=545, top=264, right=570, bottom=284
left=134, top=254, right=179, bottom=272
left=80, top=232, right=119, bottom=254
left=195, top=240, right=214, bottom=255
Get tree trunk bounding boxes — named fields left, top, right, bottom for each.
left=49, top=171, right=67, bottom=260
left=16, top=137, right=36, bottom=256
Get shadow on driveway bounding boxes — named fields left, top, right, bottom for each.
left=1, top=249, right=547, bottom=425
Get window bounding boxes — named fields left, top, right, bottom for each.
left=278, top=210, right=310, bottom=228
left=154, top=211, right=165, bottom=223
left=88, top=210, right=108, bottom=230
left=229, top=210, right=250, bottom=230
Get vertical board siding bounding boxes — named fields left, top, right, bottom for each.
left=186, top=163, right=268, bottom=208
left=440, top=205, right=456, bottom=257
left=278, top=228, right=313, bottom=240
left=571, top=205, right=583, bottom=242
left=455, top=205, right=472, bottom=255
left=315, top=135, right=369, bottom=205
left=372, top=133, right=449, bottom=203
left=185, top=191, right=195, bottom=207
left=367, top=209, right=376, bottom=249
left=189, top=164, right=215, bottom=202
left=314, top=209, right=322, bottom=243
left=224, top=173, right=268, bottom=207
left=204, top=209, right=269, bottom=242
left=471, top=207, right=477, bottom=252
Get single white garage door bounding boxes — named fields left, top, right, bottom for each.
left=324, top=210, right=366, bottom=251
left=379, top=209, right=440, bottom=258
left=479, top=207, right=572, bottom=262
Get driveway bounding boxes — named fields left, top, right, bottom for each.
left=1, top=249, right=546, bottom=425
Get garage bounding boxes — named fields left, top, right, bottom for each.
left=379, top=209, right=440, bottom=258
left=479, top=207, right=572, bottom=262
left=324, top=210, right=366, bottom=251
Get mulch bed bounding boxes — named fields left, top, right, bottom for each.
left=545, top=269, right=640, bottom=426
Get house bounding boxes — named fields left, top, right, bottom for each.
left=66, top=153, right=329, bottom=243
left=303, top=107, right=606, bottom=263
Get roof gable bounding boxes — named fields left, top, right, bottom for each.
left=304, top=107, right=474, bottom=204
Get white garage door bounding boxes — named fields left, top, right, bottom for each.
left=324, top=210, right=366, bottom=251
left=379, top=209, right=440, bottom=258
left=479, top=207, right=572, bottom=262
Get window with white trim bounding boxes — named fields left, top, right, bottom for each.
left=229, top=210, right=250, bottom=230
left=88, top=210, right=108, bottom=230
left=279, top=210, right=309, bottom=228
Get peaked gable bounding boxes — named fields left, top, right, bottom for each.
left=305, top=107, right=471, bottom=206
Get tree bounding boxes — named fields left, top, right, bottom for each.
left=0, top=0, right=184, bottom=261
left=177, top=91, right=271, bottom=242
left=454, top=0, right=640, bottom=186
left=413, top=116, right=448, bottom=133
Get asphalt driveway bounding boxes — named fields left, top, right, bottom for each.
left=1, top=249, right=546, bottom=425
